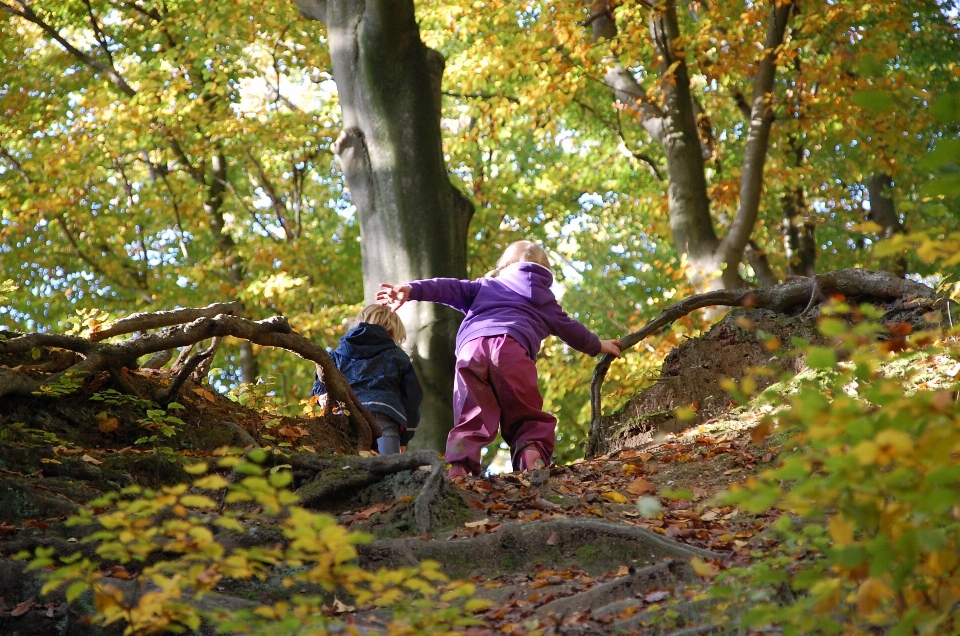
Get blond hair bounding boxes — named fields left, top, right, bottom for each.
left=355, top=304, right=406, bottom=343
left=485, top=240, right=551, bottom=278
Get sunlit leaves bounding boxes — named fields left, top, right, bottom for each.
left=716, top=306, right=960, bottom=634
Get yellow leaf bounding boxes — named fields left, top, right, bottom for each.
left=874, top=429, right=913, bottom=455
left=179, top=495, right=217, bottom=509
left=828, top=514, right=854, bottom=547
left=98, top=417, right=119, bottom=434
left=183, top=462, right=208, bottom=475
left=852, top=440, right=878, bottom=465
left=465, top=598, right=494, bottom=612
left=856, top=577, right=893, bottom=614
left=601, top=491, right=628, bottom=503
left=193, top=474, right=230, bottom=490
left=690, top=557, right=719, bottom=578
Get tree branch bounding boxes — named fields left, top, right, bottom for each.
left=0, top=146, right=31, bottom=183
left=586, top=269, right=941, bottom=456
left=91, top=302, right=242, bottom=342
left=0, top=1, right=136, bottom=97
left=0, top=310, right=380, bottom=449
left=716, top=0, right=795, bottom=272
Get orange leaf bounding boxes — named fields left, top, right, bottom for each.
left=626, top=478, right=656, bottom=496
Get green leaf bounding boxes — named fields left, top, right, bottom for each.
left=931, top=91, right=960, bottom=124
left=852, top=90, right=896, bottom=112
left=66, top=581, right=89, bottom=603
left=805, top=347, right=837, bottom=370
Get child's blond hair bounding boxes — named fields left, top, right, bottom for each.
left=485, top=240, right=551, bottom=278
left=355, top=304, right=406, bottom=343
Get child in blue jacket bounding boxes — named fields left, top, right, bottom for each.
left=312, top=305, right=422, bottom=455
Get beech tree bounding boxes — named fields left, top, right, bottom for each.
left=292, top=0, right=475, bottom=450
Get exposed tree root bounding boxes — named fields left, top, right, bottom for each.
left=358, top=518, right=721, bottom=579
left=290, top=450, right=448, bottom=533
left=588, top=269, right=945, bottom=456
left=535, top=559, right=688, bottom=618
left=413, top=455, right=447, bottom=535
left=0, top=306, right=380, bottom=450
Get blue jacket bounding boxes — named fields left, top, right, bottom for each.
left=312, top=323, right=423, bottom=445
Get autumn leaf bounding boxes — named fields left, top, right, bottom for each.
left=625, top=478, right=656, bottom=496
left=193, top=387, right=217, bottom=403
left=601, top=491, right=628, bottom=503
left=97, top=416, right=120, bottom=434
left=828, top=514, right=854, bottom=547
left=690, top=557, right=719, bottom=578
left=11, top=597, right=35, bottom=617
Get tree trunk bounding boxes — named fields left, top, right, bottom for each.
left=294, top=0, right=474, bottom=451
left=589, top=0, right=795, bottom=290
left=867, top=173, right=906, bottom=277
left=782, top=188, right=816, bottom=278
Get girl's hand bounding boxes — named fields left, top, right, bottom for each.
left=376, top=283, right=412, bottom=310
left=599, top=339, right=622, bottom=357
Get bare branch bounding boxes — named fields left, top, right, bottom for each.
left=586, top=269, right=942, bottom=456
left=156, top=345, right=215, bottom=404
left=244, top=150, right=289, bottom=238
left=0, top=146, right=31, bottom=183
left=441, top=90, right=520, bottom=104
left=91, top=302, right=242, bottom=342
left=0, top=311, right=380, bottom=449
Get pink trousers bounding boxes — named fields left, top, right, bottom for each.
left=445, top=335, right=556, bottom=474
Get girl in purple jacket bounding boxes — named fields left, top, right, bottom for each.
left=376, top=241, right=621, bottom=477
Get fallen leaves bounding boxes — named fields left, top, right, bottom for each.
left=193, top=387, right=218, bottom=403
left=625, top=477, right=656, bottom=495
left=11, top=597, right=35, bottom=617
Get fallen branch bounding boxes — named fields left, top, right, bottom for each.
left=89, top=302, right=242, bottom=342
left=587, top=269, right=941, bottom=457
left=0, top=309, right=380, bottom=450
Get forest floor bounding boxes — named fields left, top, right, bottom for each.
left=2, top=292, right=947, bottom=635
left=0, top=335, right=788, bottom=636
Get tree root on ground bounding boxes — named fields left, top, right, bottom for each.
left=358, top=518, right=721, bottom=579
left=535, top=559, right=687, bottom=618
left=288, top=449, right=447, bottom=534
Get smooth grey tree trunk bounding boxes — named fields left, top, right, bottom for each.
left=294, top=0, right=474, bottom=451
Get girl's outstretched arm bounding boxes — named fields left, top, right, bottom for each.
left=377, top=283, right=412, bottom=310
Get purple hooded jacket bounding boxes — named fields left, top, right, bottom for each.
left=408, top=262, right=601, bottom=359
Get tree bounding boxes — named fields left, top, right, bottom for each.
left=292, top=0, right=474, bottom=451
left=0, top=0, right=360, bottom=390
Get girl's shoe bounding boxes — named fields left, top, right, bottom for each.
left=518, top=446, right=547, bottom=471
left=447, top=462, right=469, bottom=478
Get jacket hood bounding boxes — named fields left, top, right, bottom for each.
left=334, top=323, right=397, bottom=359
left=495, top=262, right=555, bottom=305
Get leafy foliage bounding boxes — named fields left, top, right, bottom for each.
left=710, top=299, right=960, bottom=634
left=24, top=449, right=486, bottom=635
